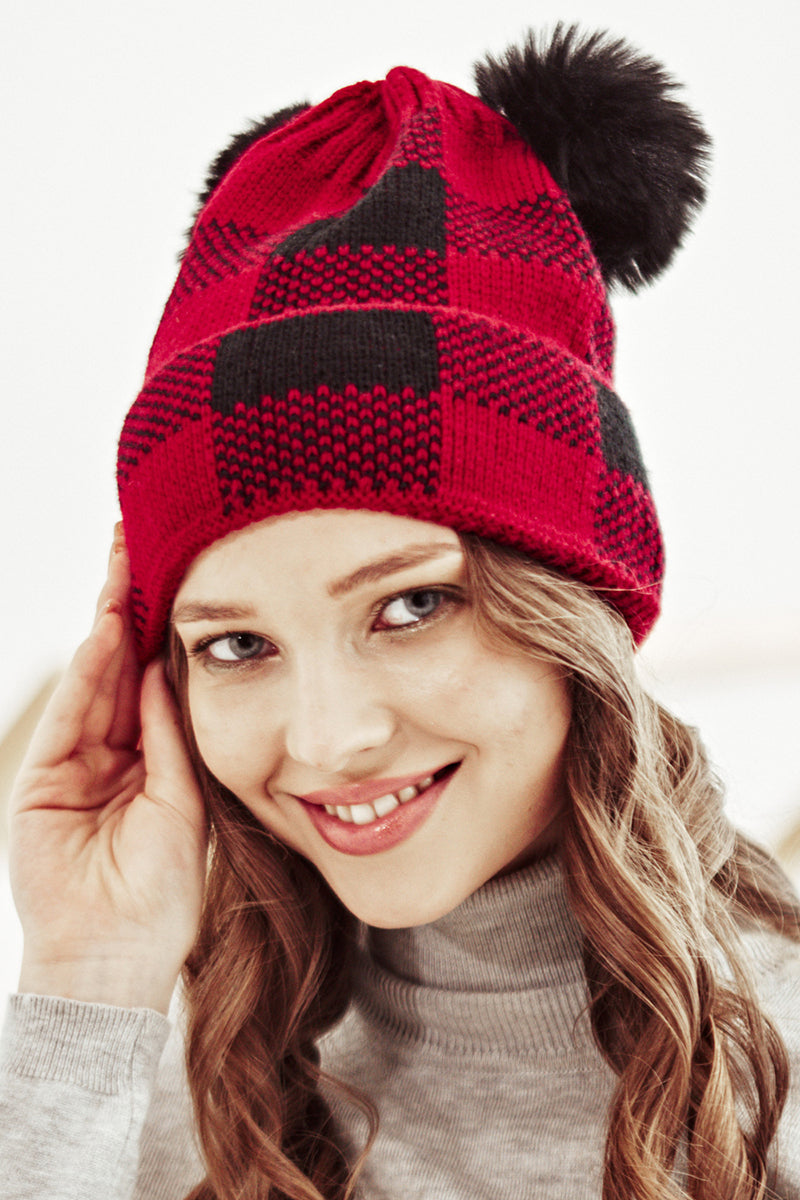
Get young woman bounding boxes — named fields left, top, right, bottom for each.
left=3, top=26, right=799, bottom=1200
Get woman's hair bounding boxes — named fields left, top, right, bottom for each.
left=169, top=534, right=800, bottom=1200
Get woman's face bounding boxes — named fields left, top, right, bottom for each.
left=172, top=509, right=571, bottom=928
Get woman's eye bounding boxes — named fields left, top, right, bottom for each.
left=204, top=633, right=270, bottom=663
left=376, top=589, right=445, bottom=629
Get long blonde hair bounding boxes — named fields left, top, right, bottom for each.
left=170, top=533, right=800, bottom=1200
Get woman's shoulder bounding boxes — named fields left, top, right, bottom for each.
left=735, top=923, right=800, bottom=1063
left=741, top=924, right=800, bottom=1010
left=734, top=928, right=800, bottom=1197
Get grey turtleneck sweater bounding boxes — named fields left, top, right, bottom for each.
left=2, top=856, right=799, bottom=1198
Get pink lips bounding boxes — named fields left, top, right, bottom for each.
left=296, top=763, right=458, bottom=856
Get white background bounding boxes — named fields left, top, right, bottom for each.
left=1, top=0, right=798, bottom=996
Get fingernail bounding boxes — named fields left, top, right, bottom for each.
left=104, top=599, right=123, bottom=615
left=110, top=522, right=126, bottom=562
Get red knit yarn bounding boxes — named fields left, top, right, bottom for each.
left=118, top=67, right=663, bottom=660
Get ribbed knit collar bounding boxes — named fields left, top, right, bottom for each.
left=367, top=853, right=584, bottom=991
left=353, top=854, right=601, bottom=1060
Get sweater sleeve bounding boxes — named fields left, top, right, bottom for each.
left=0, top=993, right=204, bottom=1200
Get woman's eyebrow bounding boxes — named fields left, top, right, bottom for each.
left=172, top=543, right=462, bottom=621
left=328, top=542, right=462, bottom=597
left=171, top=601, right=257, bottom=624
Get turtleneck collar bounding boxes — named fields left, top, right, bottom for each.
left=351, top=853, right=597, bottom=1059
left=367, top=853, right=584, bottom=992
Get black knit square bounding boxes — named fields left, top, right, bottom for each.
left=211, top=310, right=440, bottom=415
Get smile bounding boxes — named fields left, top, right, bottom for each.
left=323, top=773, right=437, bottom=825
left=297, top=763, right=460, bottom=855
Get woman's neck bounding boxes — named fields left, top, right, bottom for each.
left=365, top=852, right=585, bottom=992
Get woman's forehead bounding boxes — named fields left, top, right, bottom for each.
left=173, top=509, right=463, bottom=605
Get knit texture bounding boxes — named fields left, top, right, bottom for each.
left=117, top=66, right=663, bottom=660
left=321, top=858, right=800, bottom=1198
left=3, top=859, right=796, bottom=1195
left=2, top=859, right=800, bottom=1197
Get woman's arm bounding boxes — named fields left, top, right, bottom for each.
left=0, top=992, right=203, bottom=1200
left=2, top=528, right=209, bottom=1195
left=8, top=527, right=207, bottom=1014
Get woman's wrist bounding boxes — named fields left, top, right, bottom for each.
left=18, top=951, right=178, bottom=1014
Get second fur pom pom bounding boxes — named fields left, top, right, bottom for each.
left=474, top=25, right=711, bottom=291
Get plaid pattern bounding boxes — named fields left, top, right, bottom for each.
left=119, top=66, right=662, bottom=659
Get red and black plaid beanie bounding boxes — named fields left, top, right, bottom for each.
left=118, top=27, right=710, bottom=660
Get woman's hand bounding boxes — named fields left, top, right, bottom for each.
left=8, top=526, right=208, bottom=1014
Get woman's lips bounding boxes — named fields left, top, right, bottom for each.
left=297, top=763, right=459, bottom=856
left=300, top=767, right=450, bottom=809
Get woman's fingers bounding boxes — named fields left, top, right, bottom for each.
left=88, top=538, right=143, bottom=750
left=58, top=527, right=136, bottom=750
left=107, top=535, right=143, bottom=749
left=106, top=621, right=143, bottom=750
left=81, top=621, right=132, bottom=748
left=18, top=605, right=126, bottom=778
left=139, top=660, right=206, bottom=838
left=60, top=523, right=142, bottom=751
left=93, top=522, right=127, bottom=621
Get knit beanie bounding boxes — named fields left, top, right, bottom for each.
left=118, top=26, right=710, bottom=661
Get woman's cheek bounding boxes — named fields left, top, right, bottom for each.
left=383, top=631, right=476, bottom=705
left=187, top=687, right=264, bottom=792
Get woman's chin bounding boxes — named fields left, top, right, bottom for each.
left=319, top=860, right=491, bottom=929
left=340, top=892, right=464, bottom=930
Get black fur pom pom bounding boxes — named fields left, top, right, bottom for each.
left=191, top=102, right=310, bottom=223
left=474, top=26, right=711, bottom=290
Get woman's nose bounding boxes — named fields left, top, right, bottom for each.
left=282, top=656, right=397, bottom=775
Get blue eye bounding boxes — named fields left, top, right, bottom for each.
left=205, top=633, right=269, bottom=662
left=377, top=589, right=444, bottom=629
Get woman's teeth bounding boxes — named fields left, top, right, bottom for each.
left=324, top=775, right=435, bottom=826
